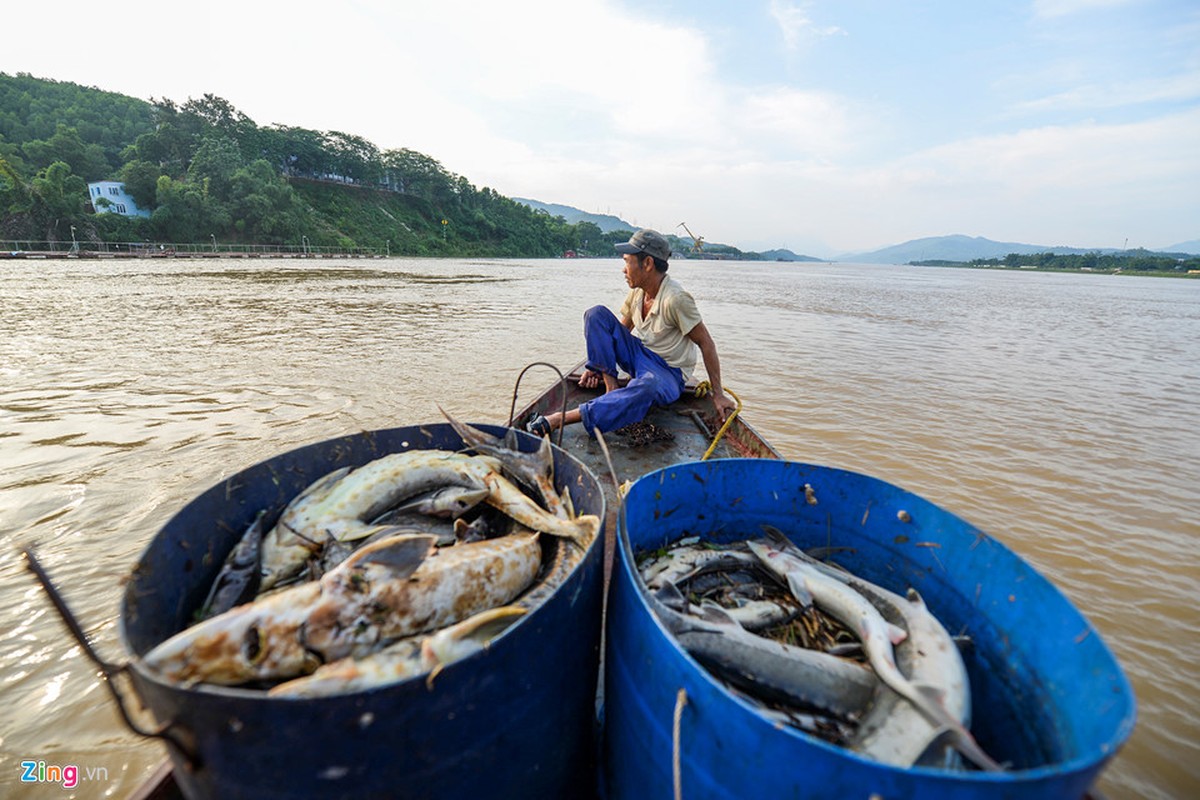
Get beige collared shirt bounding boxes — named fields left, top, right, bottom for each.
left=619, top=274, right=703, bottom=378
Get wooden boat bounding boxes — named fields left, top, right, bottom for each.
left=508, top=364, right=780, bottom=581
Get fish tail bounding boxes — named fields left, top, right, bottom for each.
left=910, top=683, right=1005, bottom=772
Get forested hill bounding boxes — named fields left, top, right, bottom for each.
left=0, top=72, right=632, bottom=256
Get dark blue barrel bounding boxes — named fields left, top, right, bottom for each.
left=120, top=424, right=605, bottom=800
left=604, top=459, right=1135, bottom=800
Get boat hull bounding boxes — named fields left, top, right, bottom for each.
left=605, top=458, right=1135, bottom=799
left=120, top=424, right=606, bottom=800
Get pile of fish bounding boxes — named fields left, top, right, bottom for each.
left=142, top=411, right=599, bottom=697
left=637, top=526, right=1004, bottom=772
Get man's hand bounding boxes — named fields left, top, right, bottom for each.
left=712, top=390, right=737, bottom=422
left=579, top=368, right=602, bottom=390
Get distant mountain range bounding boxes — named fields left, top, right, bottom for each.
left=840, top=234, right=1200, bottom=263
left=511, top=199, right=634, bottom=233
left=513, top=199, right=1197, bottom=263
left=1164, top=239, right=1200, bottom=255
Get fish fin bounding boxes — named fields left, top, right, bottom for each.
left=298, top=466, right=353, bottom=503
left=653, top=581, right=690, bottom=612
left=343, top=532, right=436, bottom=577
left=439, top=404, right=499, bottom=451
left=759, top=524, right=795, bottom=551
left=916, top=697, right=1006, bottom=773
left=330, top=521, right=397, bottom=543
left=905, top=587, right=927, bottom=607
left=888, top=622, right=909, bottom=646
left=826, top=642, right=864, bottom=658
left=440, top=606, right=527, bottom=645
left=906, top=681, right=1005, bottom=770
left=785, top=573, right=815, bottom=608
left=697, top=601, right=741, bottom=628
left=560, top=486, right=575, bottom=519
left=534, top=433, right=555, bottom=476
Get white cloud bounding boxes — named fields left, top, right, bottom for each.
left=769, top=0, right=845, bottom=50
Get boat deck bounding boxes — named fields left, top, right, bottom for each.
left=513, top=366, right=781, bottom=579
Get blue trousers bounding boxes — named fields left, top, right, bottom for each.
left=578, top=305, right=686, bottom=434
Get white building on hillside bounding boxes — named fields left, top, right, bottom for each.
left=87, top=181, right=151, bottom=218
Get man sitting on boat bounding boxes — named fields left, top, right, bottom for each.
left=527, top=228, right=736, bottom=436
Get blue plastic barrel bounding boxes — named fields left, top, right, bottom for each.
left=121, top=424, right=605, bottom=800
left=604, top=459, right=1135, bottom=800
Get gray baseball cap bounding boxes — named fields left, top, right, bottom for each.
left=615, top=229, right=672, bottom=262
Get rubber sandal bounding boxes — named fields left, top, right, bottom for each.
left=525, top=415, right=551, bottom=437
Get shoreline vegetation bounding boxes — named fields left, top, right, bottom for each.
left=909, top=251, right=1200, bottom=278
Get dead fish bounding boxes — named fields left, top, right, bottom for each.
left=438, top=406, right=566, bottom=519
left=318, top=523, right=453, bottom=576
left=257, top=467, right=351, bottom=589
left=720, top=597, right=801, bottom=632
left=200, top=510, right=267, bottom=620
left=421, top=605, right=527, bottom=681
left=379, top=484, right=489, bottom=520
left=647, top=582, right=878, bottom=718
left=853, top=586, right=972, bottom=770
left=269, top=605, right=527, bottom=698
left=758, top=530, right=973, bottom=768
left=261, top=450, right=598, bottom=591
left=259, top=452, right=494, bottom=590
left=639, top=544, right=760, bottom=590
left=750, top=527, right=1002, bottom=772
left=145, top=529, right=546, bottom=686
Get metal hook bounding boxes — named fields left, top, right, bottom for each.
left=507, top=361, right=568, bottom=450
left=22, top=546, right=201, bottom=769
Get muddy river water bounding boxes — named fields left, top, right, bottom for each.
left=1, top=257, right=1195, bottom=798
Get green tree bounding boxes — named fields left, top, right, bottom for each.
left=118, top=159, right=164, bottom=209
left=152, top=174, right=230, bottom=242
left=227, top=159, right=307, bottom=242
left=21, top=123, right=111, bottom=180
left=188, top=135, right=244, bottom=198
left=29, top=160, right=88, bottom=240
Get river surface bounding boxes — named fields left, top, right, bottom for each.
left=0, top=257, right=1196, bottom=799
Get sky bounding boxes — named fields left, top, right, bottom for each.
left=4, top=0, right=1198, bottom=256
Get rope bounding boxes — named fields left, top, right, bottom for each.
left=672, top=687, right=688, bottom=800
left=692, top=382, right=743, bottom=461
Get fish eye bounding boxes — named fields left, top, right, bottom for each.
left=243, top=625, right=265, bottom=664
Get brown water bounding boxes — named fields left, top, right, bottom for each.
left=1, top=257, right=1195, bottom=799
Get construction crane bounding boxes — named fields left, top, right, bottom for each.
left=677, top=222, right=704, bottom=253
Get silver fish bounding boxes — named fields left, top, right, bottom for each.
left=146, top=530, right=546, bottom=685
left=639, top=544, right=760, bottom=590
left=749, top=527, right=1002, bottom=772
left=379, top=484, right=490, bottom=519
left=269, top=605, right=527, bottom=698
left=646, top=582, right=878, bottom=718
left=261, top=450, right=598, bottom=590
